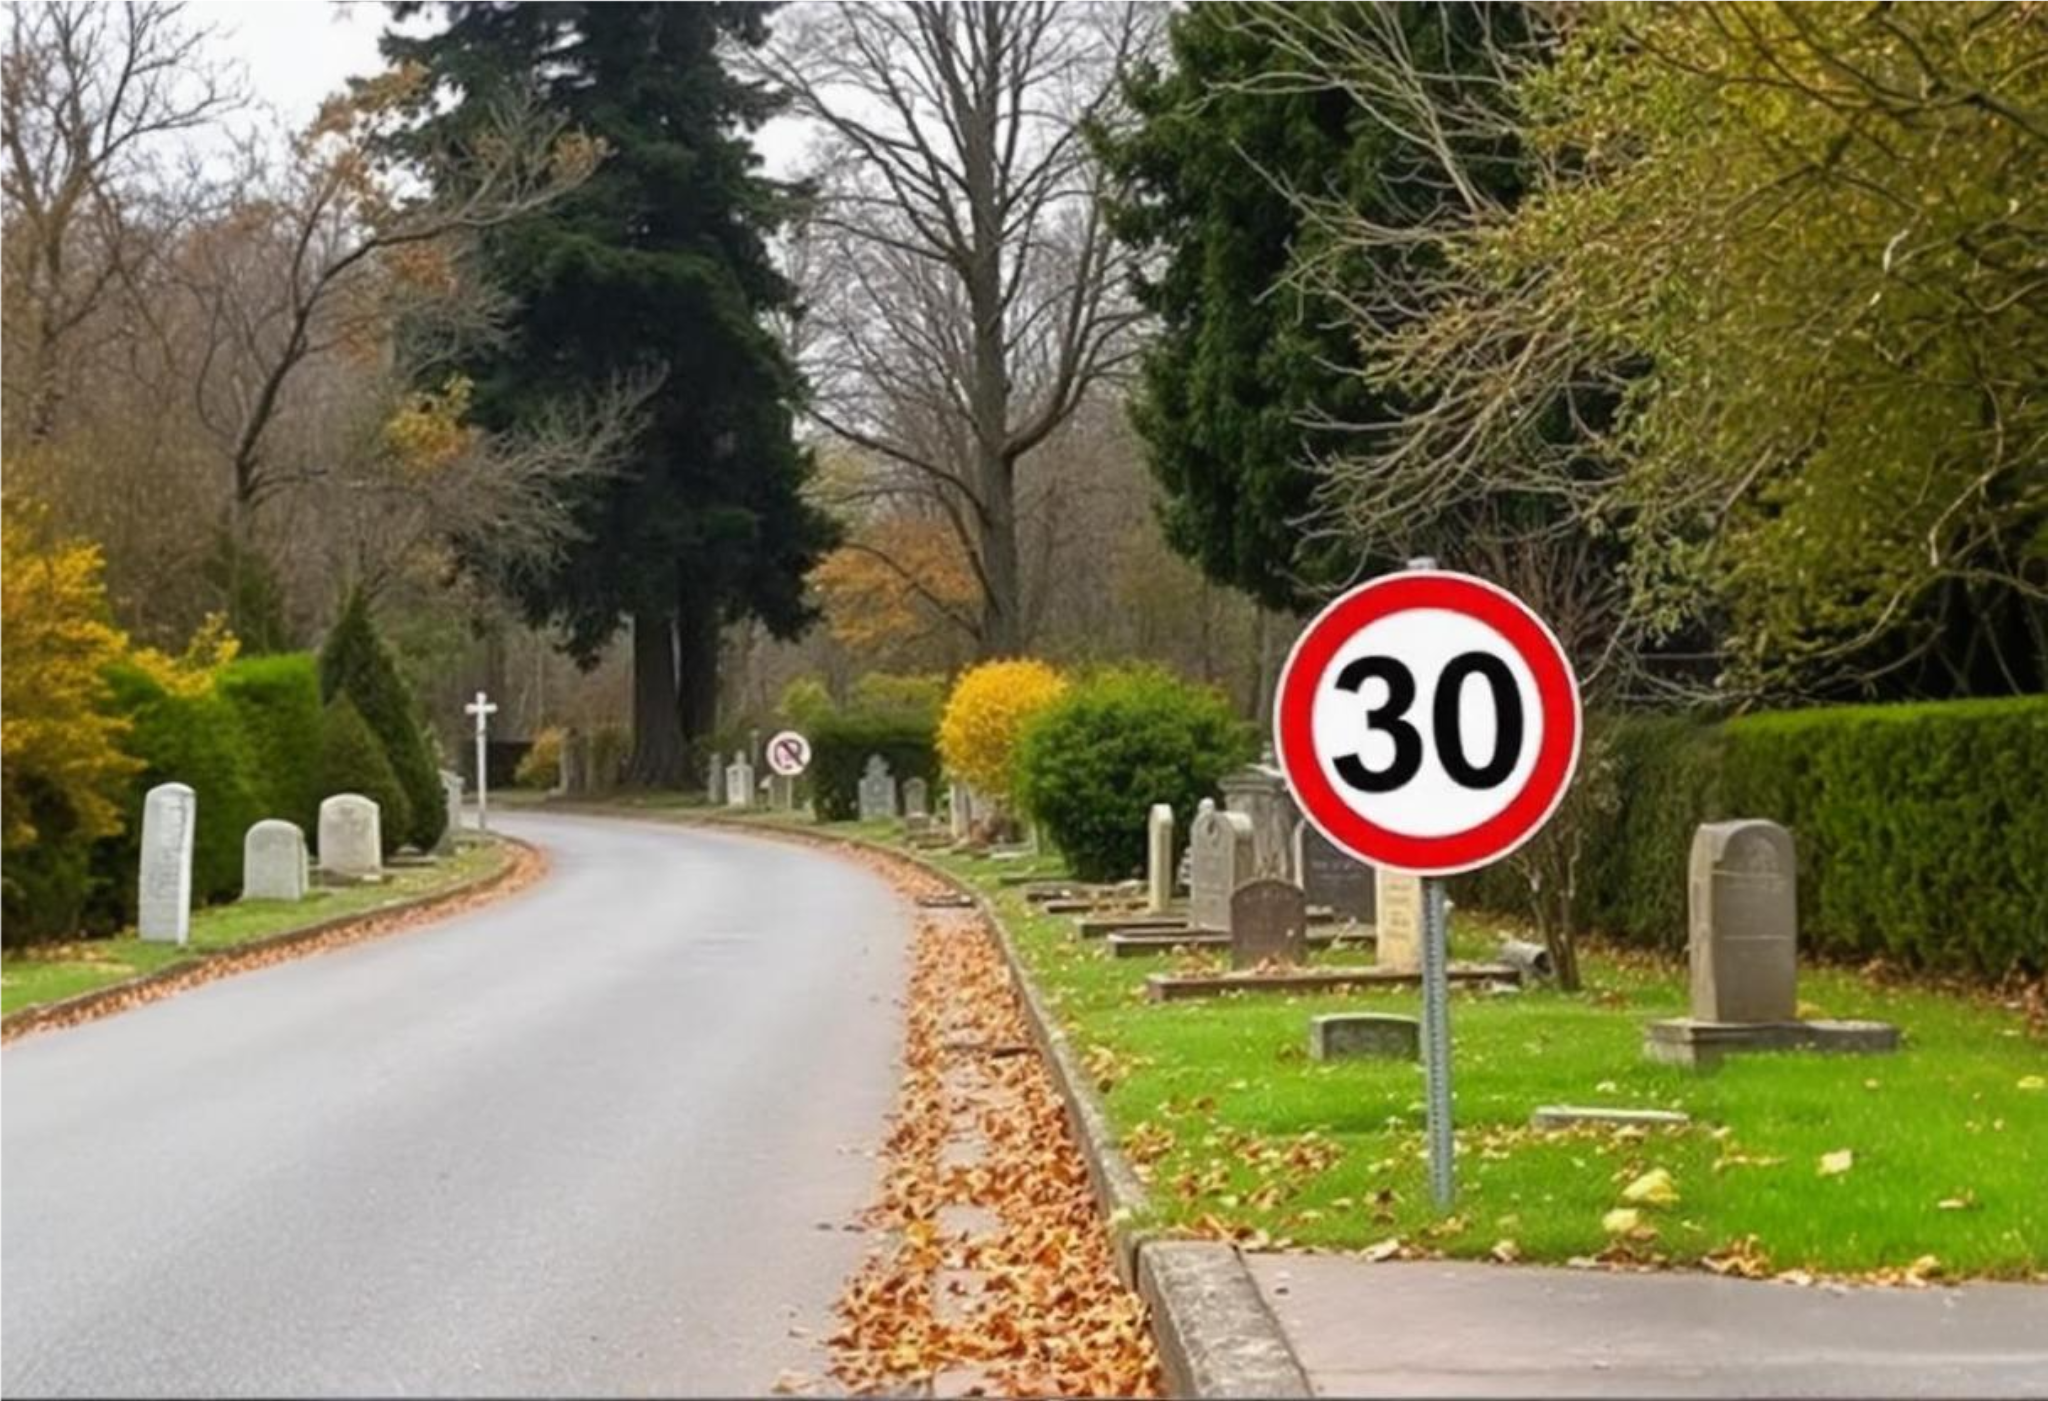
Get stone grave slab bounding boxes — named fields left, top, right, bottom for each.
left=1230, top=878, right=1308, bottom=970
left=1296, top=821, right=1375, bottom=926
left=1187, top=798, right=1254, bottom=933
left=1221, top=757, right=1298, bottom=880
left=242, top=818, right=308, bottom=902
left=138, top=782, right=197, bottom=944
left=1375, top=867, right=1423, bottom=973
left=857, top=755, right=898, bottom=821
left=318, top=793, right=382, bottom=881
left=1531, top=1106, right=1692, bottom=1130
left=903, top=776, right=929, bottom=818
left=1309, top=1013, right=1420, bottom=1061
left=1146, top=962, right=1521, bottom=1003
left=1146, top=803, right=1174, bottom=914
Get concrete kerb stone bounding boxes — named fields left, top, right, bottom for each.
left=1, top=835, right=535, bottom=1044
left=630, top=806, right=1313, bottom=1400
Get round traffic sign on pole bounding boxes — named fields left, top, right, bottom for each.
left=1275, top=570, right=1581, bottom=877
left=765, top=730, right=812, bottom=778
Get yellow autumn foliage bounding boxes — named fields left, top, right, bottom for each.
left=937, top=658, right=1067, bottom=800
left=0, top=500, right=141, bottom=850
left=383, top=374, right=478, bottom=475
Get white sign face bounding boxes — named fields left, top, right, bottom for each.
left=765, top=730, right=812, bottom=777
left=1275, top=571, right=1580, bottom=876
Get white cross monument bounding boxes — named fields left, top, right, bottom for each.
left=465, top=690, right=498, bottom=832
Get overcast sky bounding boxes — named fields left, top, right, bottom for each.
left=191, top=1, right=811, bottom=175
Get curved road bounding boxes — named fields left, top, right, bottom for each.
left=2, top=813, right=910, bottom=1397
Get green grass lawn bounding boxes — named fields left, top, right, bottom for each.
left=1, top=837, right=511, bottom=1017
left=751, top=812, right=2044, bottom=1280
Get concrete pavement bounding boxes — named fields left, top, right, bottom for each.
left=2, top=812, right=910, bottom=1397
left=1249, top=1254, right=2048, bottom=1397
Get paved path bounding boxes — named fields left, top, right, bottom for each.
left=3, top=812, right=909, bottom=1398
left=1250, top=1254, right=2048, bottom=1397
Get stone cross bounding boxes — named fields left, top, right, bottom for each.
left=437, top=770, right=463, bottom=854
left=902, top=776, right=929, bottom=819
left=857, top=755, right=898, bottom=821
left=319, top=793, right=383, bottom=881
left=242, top=819, right=308, bottom=902
left=465, top=690, right=497, bottom=832
left=1689, top=820, right=1798, bottom=1023
left=1146, top=803, right=1174, bottom=913
left=1221, top=756, right=1299, bottom=881
left=1374, top=868, right=1423, bottom=973
left=138, top=781, right=196, bottom=944
left=725, top=751, right=755, bottom=810
left=1187, top=798, right=1255, bottom=933
left=1230, top=878, right=1308, bottom=971
left=1295, top=820, right=1375, bottom=925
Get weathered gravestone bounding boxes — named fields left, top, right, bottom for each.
left=1296, top=820, right=1375, bottom=925
left=1230, top=878, right=1308, bottom=971
left=1187, top=798, right=1255, bottom=933
left=1645, top=819, right=1899, bottom=1068
left=1146, top=803, right=1174, bottom=914
left=242, top=819, right=308, bottom=902
left=858, top=755, right=898, bottom=821
left=319, top=793, right=382, bottom=881
left=705, top=750, right=725, bottom=806
left=948, top=782, right=972, bottom=840
left=725, top=752, right=754, bottom=810
left=903, top=777, right=929, bottom=819
left=1310, top=1012, right=1420, bottom=1062
left=1220, top=756, right=1298, bottom=881
left=1375, top=867, right=1423, bottom=974
left=438, top=770, right=464, bottom=852
left=138, top=782, right=196, bottom=943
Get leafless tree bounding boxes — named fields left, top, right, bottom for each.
left=762, top=2, right=1156, bottom=655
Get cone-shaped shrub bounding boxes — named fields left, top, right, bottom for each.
left=317, top=695, right=410, bottom=861
left=318, top=590, right=444, bottom=852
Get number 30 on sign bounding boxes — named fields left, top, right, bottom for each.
left=1275, top=571, right=1581, bottom=876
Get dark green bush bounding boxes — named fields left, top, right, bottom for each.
left=319, top=590, right=444, bottom=851
left=90, top=661, right=265, bottom=922
left=810, top=711, right=940, bottom=821
left=217, top=652, right=324, bottom=833
left=317, top=695, right=411, bottom=860
left=1015, top=667, right=1253, bottom=882
left=2, top=775, right=96, bottom=945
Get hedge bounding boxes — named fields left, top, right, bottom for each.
left=811, top=712, right=940, bottom=821
left=217, top=652, right=324, bottom=833
left=1460, top=696, right=2047, bottom=979
left=318, top=695, right=410, bottom=860
left=319, top=590, right=445, bottom=852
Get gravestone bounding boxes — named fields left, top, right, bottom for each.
left=319, top=793, right=383, bottom=881
left=705, top=750, right=726, bottom=806
left=1310, top=1013, right=1420, bottom=1062
left=242, top=819, right=308, bottom=901
left=1187, top=798, right=1255, bottom=933
left=1220, top=756, right=1298, bottom=881
left=1146, top=803, right=1174, bottom=914
left=1295, top=820, right=1374, bottom=925
left=1230, top=878, right=1308, bottom=971
left=948, top=782, right=971, bottom=840
left=558, top=727, right=588, bottom=796
left=725, top=752, right=755, bottom=810
left=138, top=782, right=197, bottom=944
left=771, top=773, right=796, bottom=810
left=438, top=770, right=464, bottom=852
left=903, top=777, right=929, bottom=819
left=1688, top=819, right=1797, bottom=1023
left=1375, top=867, right=1423, bottom=973
left=858, top=755, right=898, bottom=821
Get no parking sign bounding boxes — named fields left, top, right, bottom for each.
left=765, top=731, right=812, bottom=778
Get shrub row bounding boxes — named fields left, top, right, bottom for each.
left=810, top=712, right=941, bottom=821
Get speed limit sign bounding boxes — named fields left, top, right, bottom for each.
left=765, top=730, right=812, bottom=778
left=1275, top=569, right=1581, bottom=877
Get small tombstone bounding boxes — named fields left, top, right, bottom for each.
left=705, top=750, right=726, bottom=806
left=242, top=819, right=308, bottom=902
left=1310, top=1013, right=1420, bottom=1062
left=771, top=773, right=796, bottom=810
left=1375, top=868, right=1424, bottom=974
left=1145, top=803, right=1174, bottom=914
left=903, top=776, right=929, bottom=819
left=1295, top=820, right=1374, bottom=925
left=948, top=782, right=971, bottom=840
left=858, top=755, right=898, bottom=821
left=319, top=793, right=383, bottom=881
left=1230, top=878, right=1308, bottom=971
left=725, top=752, right=755, bottom=810
left=1220, top=756, right=1298, bottom=881
left=1689, top=819, right=1797, bottom=1023
left=138, top=782, right=197, bottom=944
left=1187, top=798, right=1255, bottom=933
left=438, top=770, right=464, bottom=851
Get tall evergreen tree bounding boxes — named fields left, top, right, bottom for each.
left=383, top=4, right=837, bottom=785
left=319, top=589, right=444, bottom=851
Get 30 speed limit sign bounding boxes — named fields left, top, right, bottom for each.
left=765, top=730, right=812, bottom=778
left=1275, top=570, right=1581, bottom=876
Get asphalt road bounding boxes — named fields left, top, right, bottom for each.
left=2, top=812, right=910, bottom=1398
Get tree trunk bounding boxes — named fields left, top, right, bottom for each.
left=977, top=451, right=1021, bottom=655
left=675, top=586, right=720, bottom=753
left=627, top=609, right=686, bottom=788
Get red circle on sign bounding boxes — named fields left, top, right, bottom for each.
left=1274, top=571, right=1580, bottom=876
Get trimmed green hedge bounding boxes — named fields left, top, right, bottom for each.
left=217, top=653, right=324, bottom=833
left=1463, top=697, right=2047, bottom=979
left=810, top=712, right=940, bottom=821
left=319, top=590, right=444, bottom=852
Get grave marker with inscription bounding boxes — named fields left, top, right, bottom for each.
left=1296, top=820, right=1375, bottom=925
left=1221, top=756, right=1298, bottom=880
left=1146, top=803, right=1174, bottom=913
left=438, top=770, right=464, bottom=851
left=1375, top=868, right=1423, bottom=973
left=725, top=752, right=755, bottom=810
left=1187, top=798, right=1254, bottom=933
left=319, top=793, right=382, bottom=881
left=903, top=777, right=929, bottom=819
left=138, top=782, right=196, bottom=943
left=858, top=755, right=898, bottom=821
left=1688, top=820, right=1796, bottom=1023
left=1230, top=878, right=1308, bottom=971
left=242, top=819, right=308, bottom=901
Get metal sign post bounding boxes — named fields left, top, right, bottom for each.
left=1419, top=877, right=1455, bottom=1208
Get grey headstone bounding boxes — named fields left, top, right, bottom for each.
left=1531, top=1105, right=1691, bottom=1130
left=438, top=769, right=464, bottom=851
left=705, top=750, right=725, bottom=805
left=1295, top=821, right=1374, bottom=924
left=1220, top=756, right=1298, bottom=881
left=903, top=776, right=929, bottom=818
left=948, top=781, right=971, bottom=840
left=1146, top=803, right=1174, bottom=914
left=1187, top=798, right=1254, bottom=933
left=857, top=755, right=898, bottom=821
left=1310, top=1013, right=1420, bottom=1061
left=318, top=793, right=382, bottom=880
left=1689, top=820, right=1797, bottom=1023
left=138, top=782, right=196, bottom=944
left=725, top=752, right=755, bottom=810
left=241, top=819, right=308, bottom=902
left=1375, top=867, right=1423, bottom=973
left=1230, top=878, right=1308, bottom=970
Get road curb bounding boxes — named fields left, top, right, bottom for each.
left=2, top=834, right=536, bottom=1045
left=592, top=806, right=1312, bottom=1399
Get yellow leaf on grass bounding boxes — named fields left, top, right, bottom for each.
left=1818, top=1149, right=1855, bottom=1177
left=1602, top=1207, right=1641, bottom=1234
left=2018, top=1076, right=2045, bottom=1092
left=1621, top=1168, right=1680, bottom=1206
left=1491, top=1239, right=1521, bottom=1263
